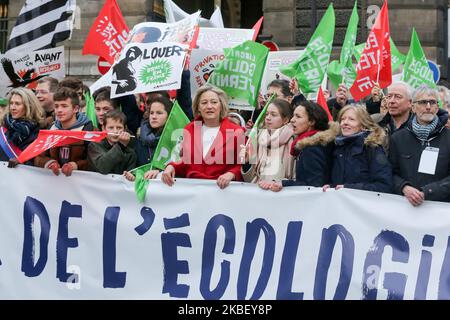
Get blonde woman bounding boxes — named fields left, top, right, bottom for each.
left=1, top=87, right=45, bottom=165
left=323, top=105, right=392, bottom=193
left=161, top=84, right=245, bottom=189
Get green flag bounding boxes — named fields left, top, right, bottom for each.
left=327, top=1, right=358, bottom=89
left=132, top=101, right=189, bottom=202
left=84, top=92, right=98, bottom=129
left=280, top=4, right=335, bottom=94
left=354, top=38, right=406, bottom=72
left=150, top=100, right=190, bottom=170
left=246, top=94, right=276, bottom=163
left=327, top=60, right=356, bottom=90
left=133, top=163, right=152, bottom=203
left=402, top=28, right=436, bottom=89
left=208, top=40, right=269, bottom=107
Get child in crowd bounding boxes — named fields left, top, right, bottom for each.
left=92, top=86, right=119, bottom=130
left=88, top=110, right=136, bottom=174
left=124, top=96, right=173, bottom=181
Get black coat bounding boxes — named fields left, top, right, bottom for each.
left=331, top=132, right=393, bottom=193
left=282, top=144, right=333, bottom=187
left=282, top=125, right=338, bottom=188
left=388, top=109, right=450, bottom=202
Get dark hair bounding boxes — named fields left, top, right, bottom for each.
left=268, top=79, right=292, bottom=98
left=145, top=91, right=170, bottom=105
left=83, top=84, right=90, bottom=97
left=37, top=77, right=59, bottom=93
left=296, top=101, right=329, bottom=131
left=58, top=77, right=84, bottom=92
left=53, top=87, right=80, bottom=107
left=144, top=95, right=173, bottom=120
left=93, top=86, right=119, bottom=109
left=270, top=98, right=293, bottom=121
left=103, top=110, right=127, bottom=126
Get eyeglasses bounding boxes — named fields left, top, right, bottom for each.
left=414, top=99, right=438, bottom=106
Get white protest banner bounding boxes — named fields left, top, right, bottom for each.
left=260, top=50, right=304, bottom=95
left=164, top=0, right=224, bottom=28
left=190, top=28, right=254, bottom=109
left=0, top=46, right=65, bottom=97
left=89, top=69, right=113, bottom=95
left=189, top=48, right=224, bottom=97
left=196, top=27, right=255, bottom=51
left=2, top=163, right=450, bottom=300
left=128, top=12, right=200, bottom=48
left=110, top=42, right=187, bottom=98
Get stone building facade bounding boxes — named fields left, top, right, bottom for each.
left=4, top=0, right=450, bottom=83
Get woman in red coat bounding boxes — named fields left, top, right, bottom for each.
left=162, top=84, right=245, bottom=189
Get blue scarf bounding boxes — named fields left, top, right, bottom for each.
left=3, top=114, right=39, bottom=149
left=411, top=115, right=439, bottom=141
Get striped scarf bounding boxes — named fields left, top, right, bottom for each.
left=411, top=116, right=439, bottom=141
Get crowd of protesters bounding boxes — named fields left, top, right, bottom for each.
left=1, top=69, right=449, bottom=207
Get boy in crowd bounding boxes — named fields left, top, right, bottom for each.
left=88, top=110, right=136, bottom=174
left=34, top=87, right=93, bottom=176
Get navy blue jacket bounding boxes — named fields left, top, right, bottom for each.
left=331, top=132, right=393, bottom=193
left=283, top=144, right=333, bottom=187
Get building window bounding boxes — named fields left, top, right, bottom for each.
left=0, top=2, right=7, bottom=53
left=148, top=0, right=165, bottom=22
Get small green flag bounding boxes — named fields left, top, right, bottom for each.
left=150, top=100, right=190, bottom=170
left=402, top=28, right=436, bottom=89
left=280, top=4, right=335, bottom=94
left=131, top=101, right=190, bottom=202
left=354, top=38, right=406, bottom=72
left=84, top=92, right=98, bottom=129
left=327, top=1, right=358, bottom=89
left=133, top=163, right=152, bottom=203
left=208, top=40, right=269, bottom=107
left=246, top=94, right=276, bottom=163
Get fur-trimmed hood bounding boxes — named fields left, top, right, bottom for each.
left=295, top=121, right=386, bottom=151
left=363, top=127, right=386, bottom=147
left=295, top=121, right=340, bottom=151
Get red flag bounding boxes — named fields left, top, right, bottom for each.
left=350, top=1, right=391, bottom=101
left=82, top=0, right=129, bottom=64
left=252, top=17, right=264, bottom=41
left=18, top=130, right=107, bottom=164
left=317, top=87, right=333, bottom=121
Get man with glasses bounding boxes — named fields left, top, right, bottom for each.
left=389, top=85, right=450, bottom=206
left=35, top=77, right=58, bottom=128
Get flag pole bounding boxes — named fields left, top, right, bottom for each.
left=107, top=132, right=136, bottom=138
left=376, top=49, right=381, bottom=84
left=68, top=45, right=71, bottom=76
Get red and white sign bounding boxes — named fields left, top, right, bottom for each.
left=262, top=40, right=279, bottom=52
left=97, top=56, right=112, bottom=75
left=18, top=130, right=107, bottom=164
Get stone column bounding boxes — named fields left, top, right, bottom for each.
left=262, top=0, right=296, bottom=49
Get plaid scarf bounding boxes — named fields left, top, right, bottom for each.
left=411, top=115, right=439, bottom=141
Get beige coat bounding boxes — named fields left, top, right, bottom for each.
left=242, top=124, right=295, bottom=183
